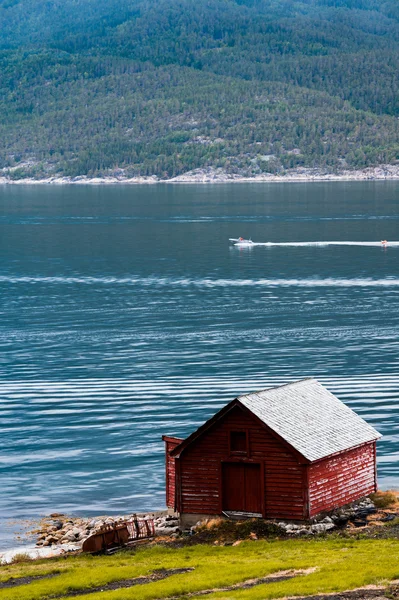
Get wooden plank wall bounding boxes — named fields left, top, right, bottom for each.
left=308, top=442, right=376, bottom=517
left=179, top=405, right=306, bottom=519
left=164, top=437, right=182, bottom=509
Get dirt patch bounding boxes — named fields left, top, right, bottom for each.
left=281, top=583, right=399, bottom=600
left=165, top=567, right=317, bottom=599
left=52, top=568, right=194, bottom=598
left=339, top=518, right=399, bottom=541
left=0, top=573, right=59, bottom=589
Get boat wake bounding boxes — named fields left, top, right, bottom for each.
left=232, top=240, right=399, bottom=247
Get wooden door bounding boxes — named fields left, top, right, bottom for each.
left=222, top=463, right=262, bottom=514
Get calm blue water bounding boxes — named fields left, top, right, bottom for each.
left=1, top=182, right=399, bottom=548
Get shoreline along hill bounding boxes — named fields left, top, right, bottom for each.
left=0, top=0, right=398, bottom=180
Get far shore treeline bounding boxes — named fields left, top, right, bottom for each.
left=0, top=0, right=398, bottom=179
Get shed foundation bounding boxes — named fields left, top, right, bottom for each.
left=179, top=513, right=218, bottom=530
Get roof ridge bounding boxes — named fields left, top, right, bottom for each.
left=237, top=378, right=381, bottom=461
left=237, top=377, right=316, bottom=400
left=170, top=377, right=381, bottom=463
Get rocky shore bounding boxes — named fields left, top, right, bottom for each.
left=27, top=495, right=397, bottom=550
left=168, top=165, right=399, bottom=183
left=1, top=492, right=396, bottom=564
left=190, top=496, right=396, bottom=541
left=276, top=497, right=378, bottom=536
left=0, top=512, right=180, bottom=564
left=30, top=511, right=179, bottom=549
left=0, top=164, right=399, bottom=185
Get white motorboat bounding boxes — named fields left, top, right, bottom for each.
left=229, top=237, right=254, bottom=246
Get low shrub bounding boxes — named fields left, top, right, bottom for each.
left=8, top=553, right=34, bottom=564
left=194, top=518, right=286, bottom=542
left=370, top=491, right=398, bottom=509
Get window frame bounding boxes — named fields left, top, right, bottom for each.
left=228, top=429, right=249, bottom=456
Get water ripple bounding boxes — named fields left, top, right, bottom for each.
left=2, top=275, right=399, bottom=287
left=1, top=375, right=397, bottom=505
left=1, top=182, right=399, bottom=550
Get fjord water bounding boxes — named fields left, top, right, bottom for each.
left=1, top=182, right=399, bottom=547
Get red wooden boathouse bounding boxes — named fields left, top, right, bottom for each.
left=163, top=378, right=381, bottom=526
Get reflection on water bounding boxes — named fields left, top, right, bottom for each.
left=1, top=181, right=399, bottom=548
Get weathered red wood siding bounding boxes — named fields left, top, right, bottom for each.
left=178, top=405, right=307, bottom=519
left=163, top=436, right=182, bottom=510
left=308, top=442, right=376, bottom=517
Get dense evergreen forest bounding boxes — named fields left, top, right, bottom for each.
left=0, top=0, right=398, bottom=178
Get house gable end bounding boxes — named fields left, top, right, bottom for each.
left=170, top=399, right=309, bottom=464
left=170, top=399, right=242, bottom=458
left=175, top=402, right=307, bottom=519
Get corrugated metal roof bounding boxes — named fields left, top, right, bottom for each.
left=238, top=378, right=381, bottom=462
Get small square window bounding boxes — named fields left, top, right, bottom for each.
left=230, top=431, right=247, bottom=453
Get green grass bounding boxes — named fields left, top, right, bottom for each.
left=1, top=538, right=399, bottom=600
left=384, top=518, right=399, bottom=528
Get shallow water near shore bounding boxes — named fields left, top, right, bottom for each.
left=1, top=181, right=399, bottom=550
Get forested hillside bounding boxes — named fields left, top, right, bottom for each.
left=0, top=0, right=398, bottom=179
